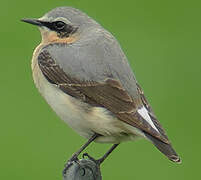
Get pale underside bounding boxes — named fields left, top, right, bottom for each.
left=32, top=54, right=146, bottom=143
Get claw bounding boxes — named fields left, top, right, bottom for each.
left=63, top=155, right=79, bottom=176
left=63, top=161, right=72, bottom=177
left=82, top=153, right=91, bottom=159
left=82, top=153, right=102, bottom=165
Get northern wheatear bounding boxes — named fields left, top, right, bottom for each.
left=22, top=7, right=181, bottom=167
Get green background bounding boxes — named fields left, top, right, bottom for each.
left=1, top=0, right=200, bottom=179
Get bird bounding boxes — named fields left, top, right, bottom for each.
left=22, top=6, right=181, bottom=168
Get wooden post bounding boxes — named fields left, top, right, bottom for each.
left=63, top=159, right=102, bottom=180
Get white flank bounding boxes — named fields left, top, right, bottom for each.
left=137, top=106, right=159, bottom=132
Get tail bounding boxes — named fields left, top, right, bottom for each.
left=144, top=133, right=181, bottom=164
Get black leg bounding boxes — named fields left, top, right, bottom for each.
left=98, top=143, right=119, bottom=164
left=63, top=133, right=100, bottom=175
left=83, top=143, right=120, bottom=165
left=69, top=133, right=100, bottom=162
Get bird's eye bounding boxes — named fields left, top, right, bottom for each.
left=53, top=21, right=66, bottom=30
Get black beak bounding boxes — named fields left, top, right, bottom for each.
left=21, top=18, right=43, bottom=26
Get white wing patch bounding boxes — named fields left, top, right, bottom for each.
left=137, top=106, right=159, bottom=132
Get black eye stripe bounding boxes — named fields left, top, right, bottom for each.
left=40, top=20, right=77, bottom=38
left=41, top=21, right=73, bottom=32
left=53, top=21, right=66, bottom=30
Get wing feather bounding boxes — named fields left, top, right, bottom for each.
left=38, top=50, right=169, bottom=144
left=136, top=83, right=169, bottom=140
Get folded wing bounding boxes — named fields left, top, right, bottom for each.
left=38, top=49, right=169, bottom=144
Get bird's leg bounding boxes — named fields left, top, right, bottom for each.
left=83, top=143, right=120, bottom=165
left=63, top=133, right=99, bottom=173
left=97, top=143, right=119, bottom=164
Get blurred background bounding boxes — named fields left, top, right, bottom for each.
left=0, top=0, right=200, bottom=179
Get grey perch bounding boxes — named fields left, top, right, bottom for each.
left=63, top=159, right=102, bottom=180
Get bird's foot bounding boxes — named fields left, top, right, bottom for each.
left=63, top=154, right=79, bottom=176
left=82, top=153, right=103, bottom=166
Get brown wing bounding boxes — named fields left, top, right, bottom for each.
left=38, top=50, right=169, bottom=144
left=136, top=83, right=169, bottom=140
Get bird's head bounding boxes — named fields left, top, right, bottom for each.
left=21, top=7, right=99, bottom=44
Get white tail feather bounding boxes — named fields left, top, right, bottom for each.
left=137, top=106, right=159, bottom=132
